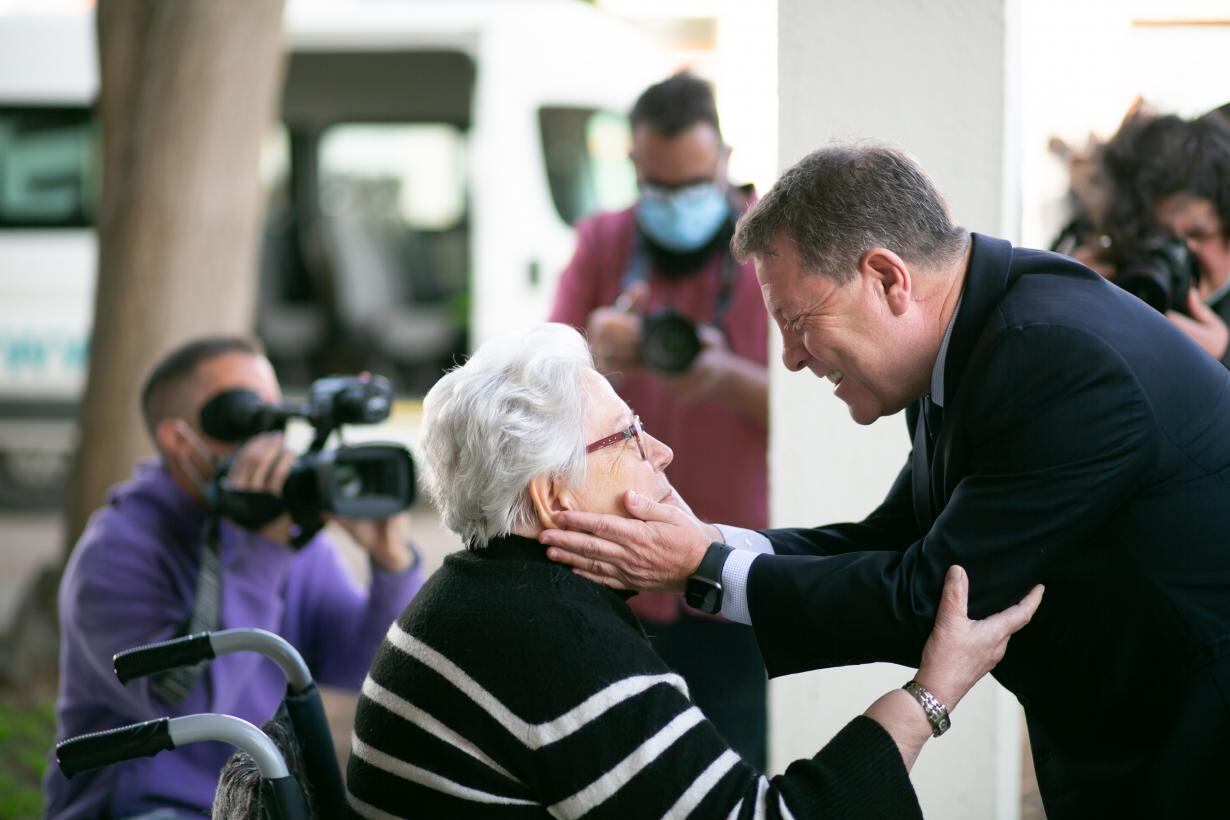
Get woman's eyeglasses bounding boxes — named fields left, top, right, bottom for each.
left=585, top=415, right=647, bottom=461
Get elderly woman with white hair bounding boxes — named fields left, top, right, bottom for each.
left=345, top=323, right=1042, bottom=819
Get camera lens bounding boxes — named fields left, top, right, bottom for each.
left=1115, top=262, right=1171, bottom=313
left=640, top=309, right=701, bottom=374
left=1113, top=239, right=1196, bottom=314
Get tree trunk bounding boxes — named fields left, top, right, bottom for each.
left=66, top=0, right=287, bottom=551
left=0, top=0, right=286, bottom=689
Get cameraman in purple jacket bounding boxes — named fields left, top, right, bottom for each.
left=44, top=337, right=425, bottom=819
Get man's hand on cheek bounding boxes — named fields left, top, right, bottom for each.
left=540, top=490, right=711, bottom=593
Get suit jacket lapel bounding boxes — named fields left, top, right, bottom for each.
left=916, top=233, right=1019, bottom=524
left=941, top=234, right=1018, bottom=409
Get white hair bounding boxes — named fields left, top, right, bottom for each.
left=420, top=323, right=593, bottom=547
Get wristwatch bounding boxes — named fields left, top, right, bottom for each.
left=685, top=542, right=734, bottom=614
left=902, top=680, right=951, bottom=737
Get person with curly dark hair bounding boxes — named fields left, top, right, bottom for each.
left=1098, top=106, right=1230, bottom=367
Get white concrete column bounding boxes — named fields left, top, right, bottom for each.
left=769, top=2, right=1023, bottom=818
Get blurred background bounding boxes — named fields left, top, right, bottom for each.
left=0, top=0, right=1225, bottom=817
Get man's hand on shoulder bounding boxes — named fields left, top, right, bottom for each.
left=540, top=489, right=714, bottom=592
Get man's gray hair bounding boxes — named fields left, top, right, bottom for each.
left=421, top=323, right=592, bottom=548
left=732, top=142, right=967, bottom=281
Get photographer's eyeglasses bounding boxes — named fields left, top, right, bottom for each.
left=586, top=415, right=647, bottom=461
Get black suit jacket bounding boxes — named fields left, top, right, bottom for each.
left=750, top=234, right=1230, bottom=818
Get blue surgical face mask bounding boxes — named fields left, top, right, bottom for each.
left=635, top=182, right=730, bottom=253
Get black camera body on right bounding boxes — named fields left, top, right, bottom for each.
left=639, top=309, right=703, bottom=374
left=1111, top=237, right=1199, bottom=315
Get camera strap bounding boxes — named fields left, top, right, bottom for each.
left=149, top=515, right=222, bottom=703
left=621, top=222, right=741, bottom=331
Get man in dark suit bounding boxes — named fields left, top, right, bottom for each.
left=539, top=143, right=1230, bottom=819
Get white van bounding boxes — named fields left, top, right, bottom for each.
left=0, top=0, right=670, bottom=505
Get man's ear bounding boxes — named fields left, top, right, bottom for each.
left=861, top=248, right=912, bottom=317
left=527, top=474, right=579, bottom=531
left=154, top=418, right=184, bottom=460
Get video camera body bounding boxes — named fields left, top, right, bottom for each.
left=199, top=374, right=416, bottom=547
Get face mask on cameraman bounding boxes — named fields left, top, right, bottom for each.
left=170, top=419, right=287, bottom=531
left=170, top=420, right=217, bottom=496
left=635, top=181, right=731, bottom=255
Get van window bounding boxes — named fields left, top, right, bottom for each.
left=539, top=107, right=637, bottom=225
left=0, top=107, right=97, bottom=228
left=319, top=124, right=467, bottom=231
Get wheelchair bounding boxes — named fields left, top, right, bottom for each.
left=55, top=628, right=345, bottom=819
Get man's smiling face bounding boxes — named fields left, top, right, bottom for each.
left=756, top=236, right=933, bottom=425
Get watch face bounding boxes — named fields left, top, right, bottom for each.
left=686, top=579, right=722, bottom=614
left=937, top=716, right=951, bottom=735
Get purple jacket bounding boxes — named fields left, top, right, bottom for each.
left=43, top=460, right=425, bottom=819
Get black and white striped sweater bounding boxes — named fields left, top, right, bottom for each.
left=345, top=535, right=921, bottom=819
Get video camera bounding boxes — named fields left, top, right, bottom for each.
left=199, top=374, right=416, bottom=546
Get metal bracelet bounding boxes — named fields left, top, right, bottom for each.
left=903, top=679, right=952, bottom=737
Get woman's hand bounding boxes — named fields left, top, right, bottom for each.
left=914, top=566, right=1044, bottom=711
left=865, top=566, right=1044, bottom=771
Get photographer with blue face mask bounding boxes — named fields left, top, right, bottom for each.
left=550, top=71, right=770, bottom=770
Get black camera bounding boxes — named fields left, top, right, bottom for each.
left=640, top=309, right=702, bottom=374
left=199, top=374, right=415, bottom=546
left=1110, top=236, right=1199, bottom=314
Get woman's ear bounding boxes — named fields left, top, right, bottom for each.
left=527, top=474, right=579, bottom=531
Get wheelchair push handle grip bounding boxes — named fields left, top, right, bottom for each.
left=113, top=633, right=215, bottom=683
left=56, top=718, right=174, bottom=778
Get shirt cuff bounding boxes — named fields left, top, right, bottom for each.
left=713, top=524, right=774, bottom=554
left=718, top=547, right=759, bottom=625
left=712, top=524, right=772, bottom=625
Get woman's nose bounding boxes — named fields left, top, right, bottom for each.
left=647, top=434, right=673, bottom=471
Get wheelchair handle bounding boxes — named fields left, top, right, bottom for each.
left=114, top=628, right=313, bottom=693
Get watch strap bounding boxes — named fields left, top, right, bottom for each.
left=685, top=542, right=733, bottom=614
left=902, top=680, right=951, bottom=737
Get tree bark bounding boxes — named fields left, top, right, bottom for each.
left=65, top=0, right=287, bottom=551
left=0, top=0, right=286, bottom=690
